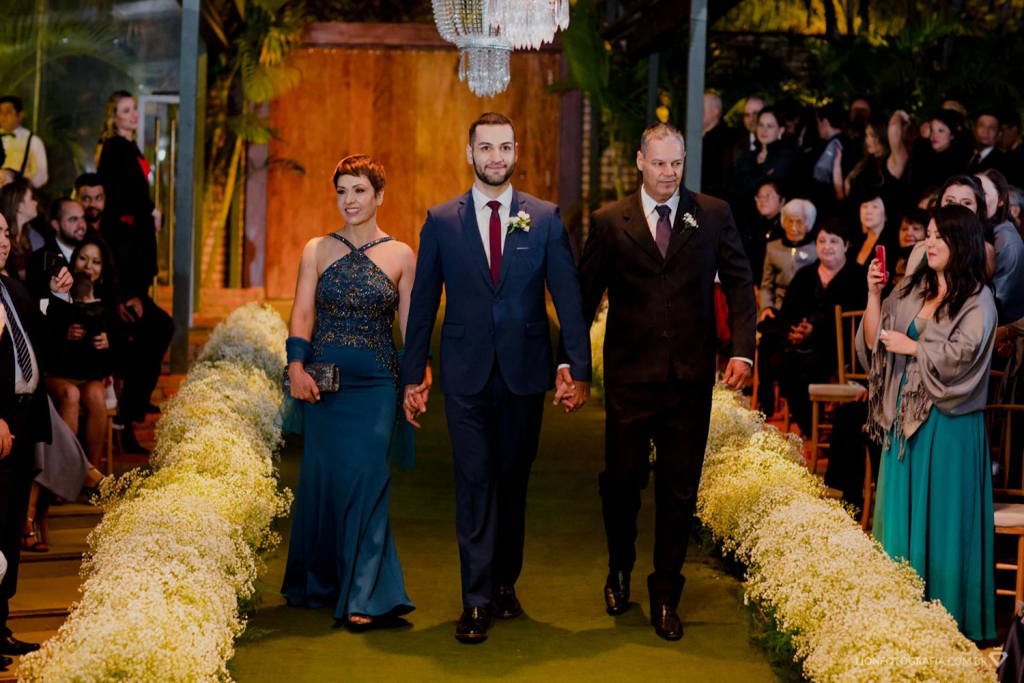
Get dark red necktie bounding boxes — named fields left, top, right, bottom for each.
left=487, top=200, right=502, bottom=284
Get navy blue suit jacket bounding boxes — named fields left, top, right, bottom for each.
left=401, top=188, right=591, bottom=396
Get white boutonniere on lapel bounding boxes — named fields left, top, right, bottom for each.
left=508, top=211, right=532, bottom=235
left=681, top=212, right=698, bottom=231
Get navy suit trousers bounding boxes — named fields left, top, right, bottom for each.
left=444, top=360, right=545, bottom=609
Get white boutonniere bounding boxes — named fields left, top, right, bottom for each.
left=682, top=212, right=698, bottom=231
left=508, top=211, right=532, bottom=235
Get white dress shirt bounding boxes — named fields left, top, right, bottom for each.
left=640, top=185, right=680, bottom=241
left=472, top=183, right=513, bottom=267
left=1, top=280, right=40, bottom=394
left=1, top=126, right=49, bottom=188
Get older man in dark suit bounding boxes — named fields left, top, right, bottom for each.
left=0, top=213, right=71, bottom=669
left=573, top=122, right=756, bottom=641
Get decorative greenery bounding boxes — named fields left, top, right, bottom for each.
left=19, top=303, right=292, bottom=682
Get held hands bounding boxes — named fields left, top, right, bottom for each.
left=553, top=367, right=589, bottom=413
left=0, top=418, right=13, bottom=460
left=67, top=324, right=86, bottom=342
left=289, top=361, right=320, bottom=404
left=879, top=328, right=916, bottom=356
left=721, top=358, right=752, bottom=390
left=867, top=258, right=886, bottom=296
left=50, top=266, right=73, bottom=295
left=403, top=365, right=433, bottom=428
left=787, top=318, right=813, bottom=345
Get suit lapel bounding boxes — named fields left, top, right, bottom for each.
left=457, top=190, right=496, bottom=291
left=663, top=186, right=699, bottom=266
left=495, top=190, right=522, bottom=293
left=622, top=192, right=664, bottom=265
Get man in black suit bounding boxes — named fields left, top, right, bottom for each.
left=966, top=110, right=1010, bottom=176
left=0, top=213, right=71, bottom=669
left=25, top=198, right=87, bottom=303
left=574, top=122, right=756, bottom=641
left=701, top=93, right=733, bottom=200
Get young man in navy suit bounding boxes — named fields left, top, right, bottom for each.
left=401, top=112, right=592, bottom=643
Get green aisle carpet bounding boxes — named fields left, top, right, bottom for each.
left=230, top=381, right=777, bottom=682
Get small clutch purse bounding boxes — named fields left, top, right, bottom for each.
left=283, top=363, right=340, bottom=394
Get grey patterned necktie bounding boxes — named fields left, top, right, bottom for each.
left=655, top=204, right=672, bottom=258
left=0, top=286, right=33, bottom=383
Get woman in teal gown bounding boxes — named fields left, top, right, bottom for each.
left=858, top=205, right=997, bottom=641
left=281, top=155, right=425, bottom=628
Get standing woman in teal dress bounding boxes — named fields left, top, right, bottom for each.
left=282, top=154, right=427, bottom=628
left=857, top=204, right=996, bottom=641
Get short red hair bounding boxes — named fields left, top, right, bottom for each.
left=332, top=154, right=386, bottom=193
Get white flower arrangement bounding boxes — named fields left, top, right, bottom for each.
left=698, top=388, right=995, bottom=683
left=20, top=305, right=293, bottom=682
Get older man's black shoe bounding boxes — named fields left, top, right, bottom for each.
left=491, top=585, right=522, bottom=619
left=604, top=571, right=631, bottom=615
left=1, top=654, right=12, bottom=669
left=455, top=607, right=491, bottom=643
left=0, top=635, right=41, bottom=656
left=651, top=604, right=683, bottom=640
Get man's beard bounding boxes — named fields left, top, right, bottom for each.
left=85, top=208, right=102, bottom=224
left=60, top=231, right=84, bottom=246
left=474, top=158, right=516, bottom=187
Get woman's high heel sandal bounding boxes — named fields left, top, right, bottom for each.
left=21, top=519, right=49, bottom=553
left=344, top=614, right=373, bottom=632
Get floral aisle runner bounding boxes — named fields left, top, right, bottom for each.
left=20, top=304, right=293, bottom=682
left=698, top=388, right=994, bottom=683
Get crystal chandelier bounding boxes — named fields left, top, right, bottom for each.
left=487, top=0, right=569, bottom=50
left=433, top=0, right=513, bottom=98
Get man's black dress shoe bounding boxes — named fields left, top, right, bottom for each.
left=0, top=635, right=41, bottom=656
left=455, top=606, right=491, bottom=643
left=490, top=585, right=523, bottom=619
left=651, top=605, right=683, bottom=641
left=604, top=571, right=631, bottom=615
left=1, top=654, right=12, bottom=668
left=118, top=426, right=150, bottom=456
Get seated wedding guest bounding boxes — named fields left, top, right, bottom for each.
left=857, top=204, right=996, bottom=642
left=25, top=198, right=86, bottom=303
left=97, top=90, right=174, bottom=454
left=730, top=108, right=798, bottom=226
left=745, top=178, right=786, bottom=283
left=966, top=109, right=1008, bottom=175
left=0, top=170, right=16, bottom=188
left=0, top=181, right=44, bottom=279
left=23, top=395, right=106, bottom=554
left=975, top=169, right=1024, bottom=323
left=771, top=218, right=866, bottom=435
left=908, top=109, right=971, bottom=201
left=850, top=187, right=900, bottom=274
left=1010, top=185, right=1024, bottom=229
left=74, top=173, right=106, bottom=236
left=893, top=208, right=930, bottom=285
left=756, top=197, right=817, bottom=413
left=0, top=97, right=48, bottom=189
left=44, top=243, right=119, bottom=466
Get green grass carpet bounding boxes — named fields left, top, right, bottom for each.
left=230, top=376, right=777, bottom=682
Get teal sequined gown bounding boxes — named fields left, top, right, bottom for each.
left=878, top=319, right=995, bottom=641
left=282, top=234, right=414, bottom=620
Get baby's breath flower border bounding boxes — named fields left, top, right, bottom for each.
left=698, top=388, right=995, bottom=683
left=20, top=303, right=293, bottom=682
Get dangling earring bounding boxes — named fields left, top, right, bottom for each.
left=777, top=133, right=783, bottom=141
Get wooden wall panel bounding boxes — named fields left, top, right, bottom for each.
left=265, top=45, right=563, bottom=299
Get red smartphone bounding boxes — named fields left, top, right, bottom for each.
left=875, top=245, right=887, bottom=285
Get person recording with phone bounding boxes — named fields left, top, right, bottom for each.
left=25, top=198, right=87, bottom=304
left=43, top=238, right=120, bottom=465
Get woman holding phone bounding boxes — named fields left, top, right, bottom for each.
left=857, top=204, right=996, bottom=641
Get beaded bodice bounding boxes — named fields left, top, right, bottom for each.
left=312, top=234, right=399, bottom=379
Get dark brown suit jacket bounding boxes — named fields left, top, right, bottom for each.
left=575, top=186, right=756, bottom=387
